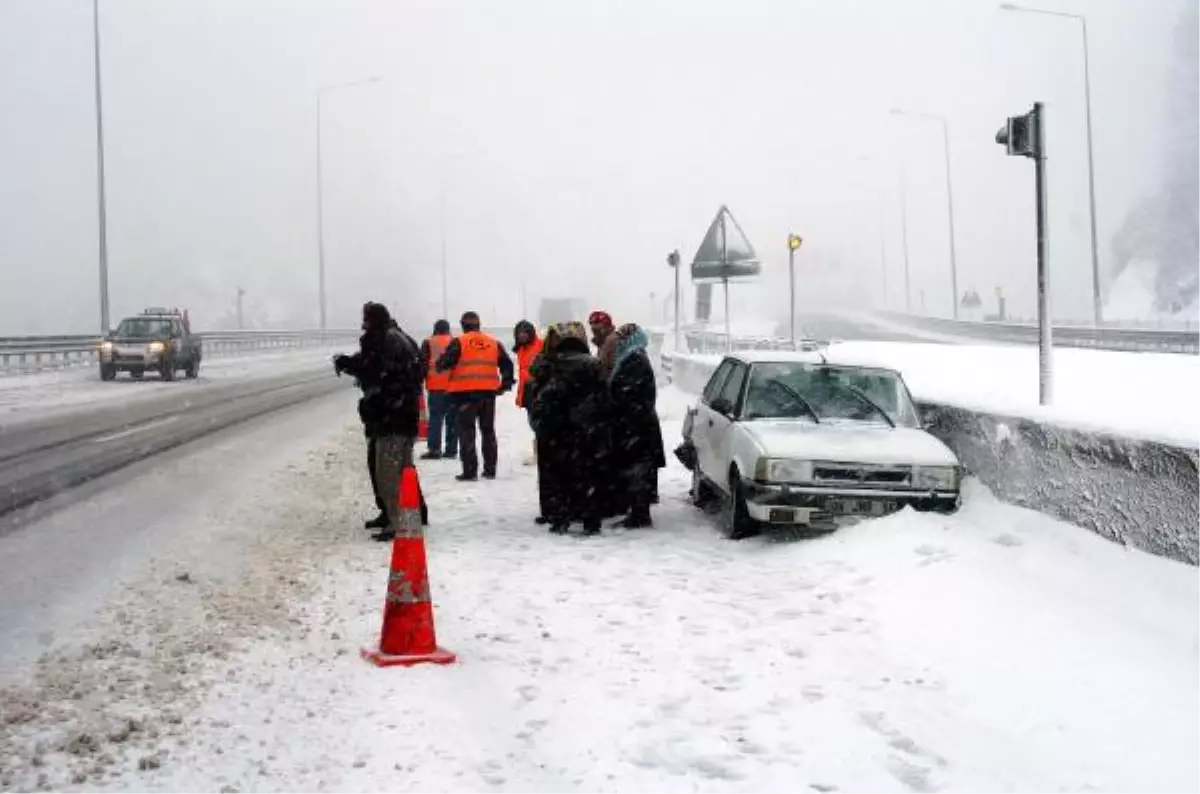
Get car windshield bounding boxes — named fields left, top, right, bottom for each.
left=115, top=318, right=173, bottom=338
left=743, top=362, right=920, bottom=428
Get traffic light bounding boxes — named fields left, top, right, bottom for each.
left=995, top=105, right=1041, bottom=159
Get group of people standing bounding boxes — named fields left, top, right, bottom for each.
left=518, top=311, right=666, bottom=536
left=335, top=302, right=663, bottom=540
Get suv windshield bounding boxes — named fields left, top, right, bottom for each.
left=115, top=318, right=174, bottom=338
left=743, top=362, right=920, bottom=427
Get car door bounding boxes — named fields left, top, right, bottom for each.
left=707, top=362, right=749, bottom=493
left=694, top=360, right=735, bottom=482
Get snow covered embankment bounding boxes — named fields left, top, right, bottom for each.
left=663, top=353, right=1199, bottom=565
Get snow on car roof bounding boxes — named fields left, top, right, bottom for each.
left=722, top=348, right=901, bottom=373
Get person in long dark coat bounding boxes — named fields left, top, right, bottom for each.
left=608, top=323, right=665, bottom=528
left=529, top=327, right=608, bottom=536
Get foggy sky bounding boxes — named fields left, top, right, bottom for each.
left=0, top=0, right=1190, bottom=335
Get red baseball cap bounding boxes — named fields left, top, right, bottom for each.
left=588, top=310, right=613, bottom=327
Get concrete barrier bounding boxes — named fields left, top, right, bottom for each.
left=661, top=351, right=1199, bottom=565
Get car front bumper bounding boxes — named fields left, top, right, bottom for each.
left=741, top=479, right=959, bottom=525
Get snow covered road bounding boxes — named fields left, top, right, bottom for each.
left=0, top=391, right=1195, bottom=792
left=0, top=346, right=348, bottom=424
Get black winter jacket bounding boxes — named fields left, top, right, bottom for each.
left=609, top=349, right=666, bottom=470
left=337, top=325, right=423, bottom=438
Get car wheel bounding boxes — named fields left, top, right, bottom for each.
left=185, top=357, right=199, bottom=379
left=161, top=358, right=176, bottom=381
left=99, top=364, right=116, bottom=381
left=130, top=369, right=144, bottom=380
left=690, top=466, right=716, bottom=507
left=721, top=469, right=761, bottom=540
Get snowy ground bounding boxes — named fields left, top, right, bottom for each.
left=823, top=340, right=1199, bottom=448
left=0, top=390, right=1195, bottom=793
left=0, top=347, right=347, bottom=422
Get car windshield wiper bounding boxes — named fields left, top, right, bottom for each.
left=765, top=380, right=820, bottom=424
left=825, top=381, right=896, bottom=428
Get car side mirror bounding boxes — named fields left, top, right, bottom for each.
left=918, top=406, right=937, bottom=430
left=710, top=397, right=734, bottom=416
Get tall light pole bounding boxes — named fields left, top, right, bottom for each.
left=899, top=162, right=913, bottom=313
left=1000, top=2, right=1102, bottom=327
left=891, top=108, right=960, bottom=319
left=440, top=189, right=448, bottom=319
left=92, top=0, right=110, bottom=333
left=316, top=76, right=380, bottom=331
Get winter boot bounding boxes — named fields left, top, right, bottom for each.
left=420, top=450, right=442, bottom=460
left=364, top=512, right=389, bottom=530
left=456, top=473, right=478, bottom=482
left=548, top=522, right=570, bottom=535
left=580, top=519, right=601, bottom=536
left=371, top=529, right=395, bottom=543
left=534, top=515, right=549, bottom=525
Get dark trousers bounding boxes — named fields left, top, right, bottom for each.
left=426, top=390, right=458, bottom=455
left=367, top=434, right=428, bottom=524
left=367, top=436, right=386, bottom=512
left=457, top=396, right=497, bottom=477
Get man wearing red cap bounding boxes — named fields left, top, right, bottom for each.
left=588, top=310, right=619, bottom=379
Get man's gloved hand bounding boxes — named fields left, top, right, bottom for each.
left=333, top=354, right=350, bottom=375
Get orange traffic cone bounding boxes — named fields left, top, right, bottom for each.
left=417, top=392, right=429, bottom=441
left=361, top=465, right=455, bottom=667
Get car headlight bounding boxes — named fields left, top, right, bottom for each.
left=99, top=341, right=113, bottom=351
left=912, top=465, right=960, bottom=490
left=755, top=458, right=813, bottom=484
left=147, top=341, right=166, bottom=353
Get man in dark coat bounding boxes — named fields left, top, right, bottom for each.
left=334, top=302, right=426, bottom=540
left=608, top=323, right=666, bottom=527
left=529, top=326, right=608, bottom=536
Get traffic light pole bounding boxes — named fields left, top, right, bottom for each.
left=788, top=244, right=796, bottom=347
left=1033, top=102, right=1052, bottom=405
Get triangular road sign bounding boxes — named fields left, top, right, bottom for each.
left=691, top=205, right=762, bottom=282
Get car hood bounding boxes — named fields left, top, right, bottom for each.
left=742, top=419, right=959, bottom=467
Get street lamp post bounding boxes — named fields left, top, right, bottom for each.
left=316, top=76, right=381, bottom=332
left=667, top=249, right=681, bottom=351
left=1000, top=2, right=1102, bottom=327
left=92, top=0, right=110, bottom=333
left=787, top=233, right=802, bottom=346
left=891, top=108, right=960, bottom=319
left=899, top=163, right=912, bottom=313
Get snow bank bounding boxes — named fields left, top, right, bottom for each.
left=824, top=341, right=1199, bottom=449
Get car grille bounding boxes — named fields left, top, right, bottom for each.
left=812, top=463, right=911, bottom=488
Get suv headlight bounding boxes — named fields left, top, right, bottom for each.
left=147, top=341, right=166, bottom=353
left=912, top=465, right=960, bottom=491
left=755, top=458, right=813, bottom=484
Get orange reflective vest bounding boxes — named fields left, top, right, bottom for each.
left=425, top=333, right=453, bottom=392
left=515, top=337, right=544, bottom=408
left=448, top=331, right=501, bottom=393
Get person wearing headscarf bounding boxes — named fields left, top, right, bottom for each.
left=529, top=321, right=608, bottom=535
left=588, top=310, right=620, bottom=378
left=608, top=323, right=665, bottom=527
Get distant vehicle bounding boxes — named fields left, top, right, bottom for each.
left=676, top=350, right=961, bottom=539
left=537, top=297, right=587, bottom=329
left=98, top=308, right=202, bottom=382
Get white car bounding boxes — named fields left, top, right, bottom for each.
left=678, top=351, right=962, bottom=539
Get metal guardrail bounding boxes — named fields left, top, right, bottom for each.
left=0, top=329, right=361, bottom=374
left=881, top=312, right=1198, bottom=354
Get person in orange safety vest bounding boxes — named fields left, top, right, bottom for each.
left=418, top=319, right=459, bottom=460
left=434, top=311, right=515, bottom=481
left=512, top=320, right=544, bottom=467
